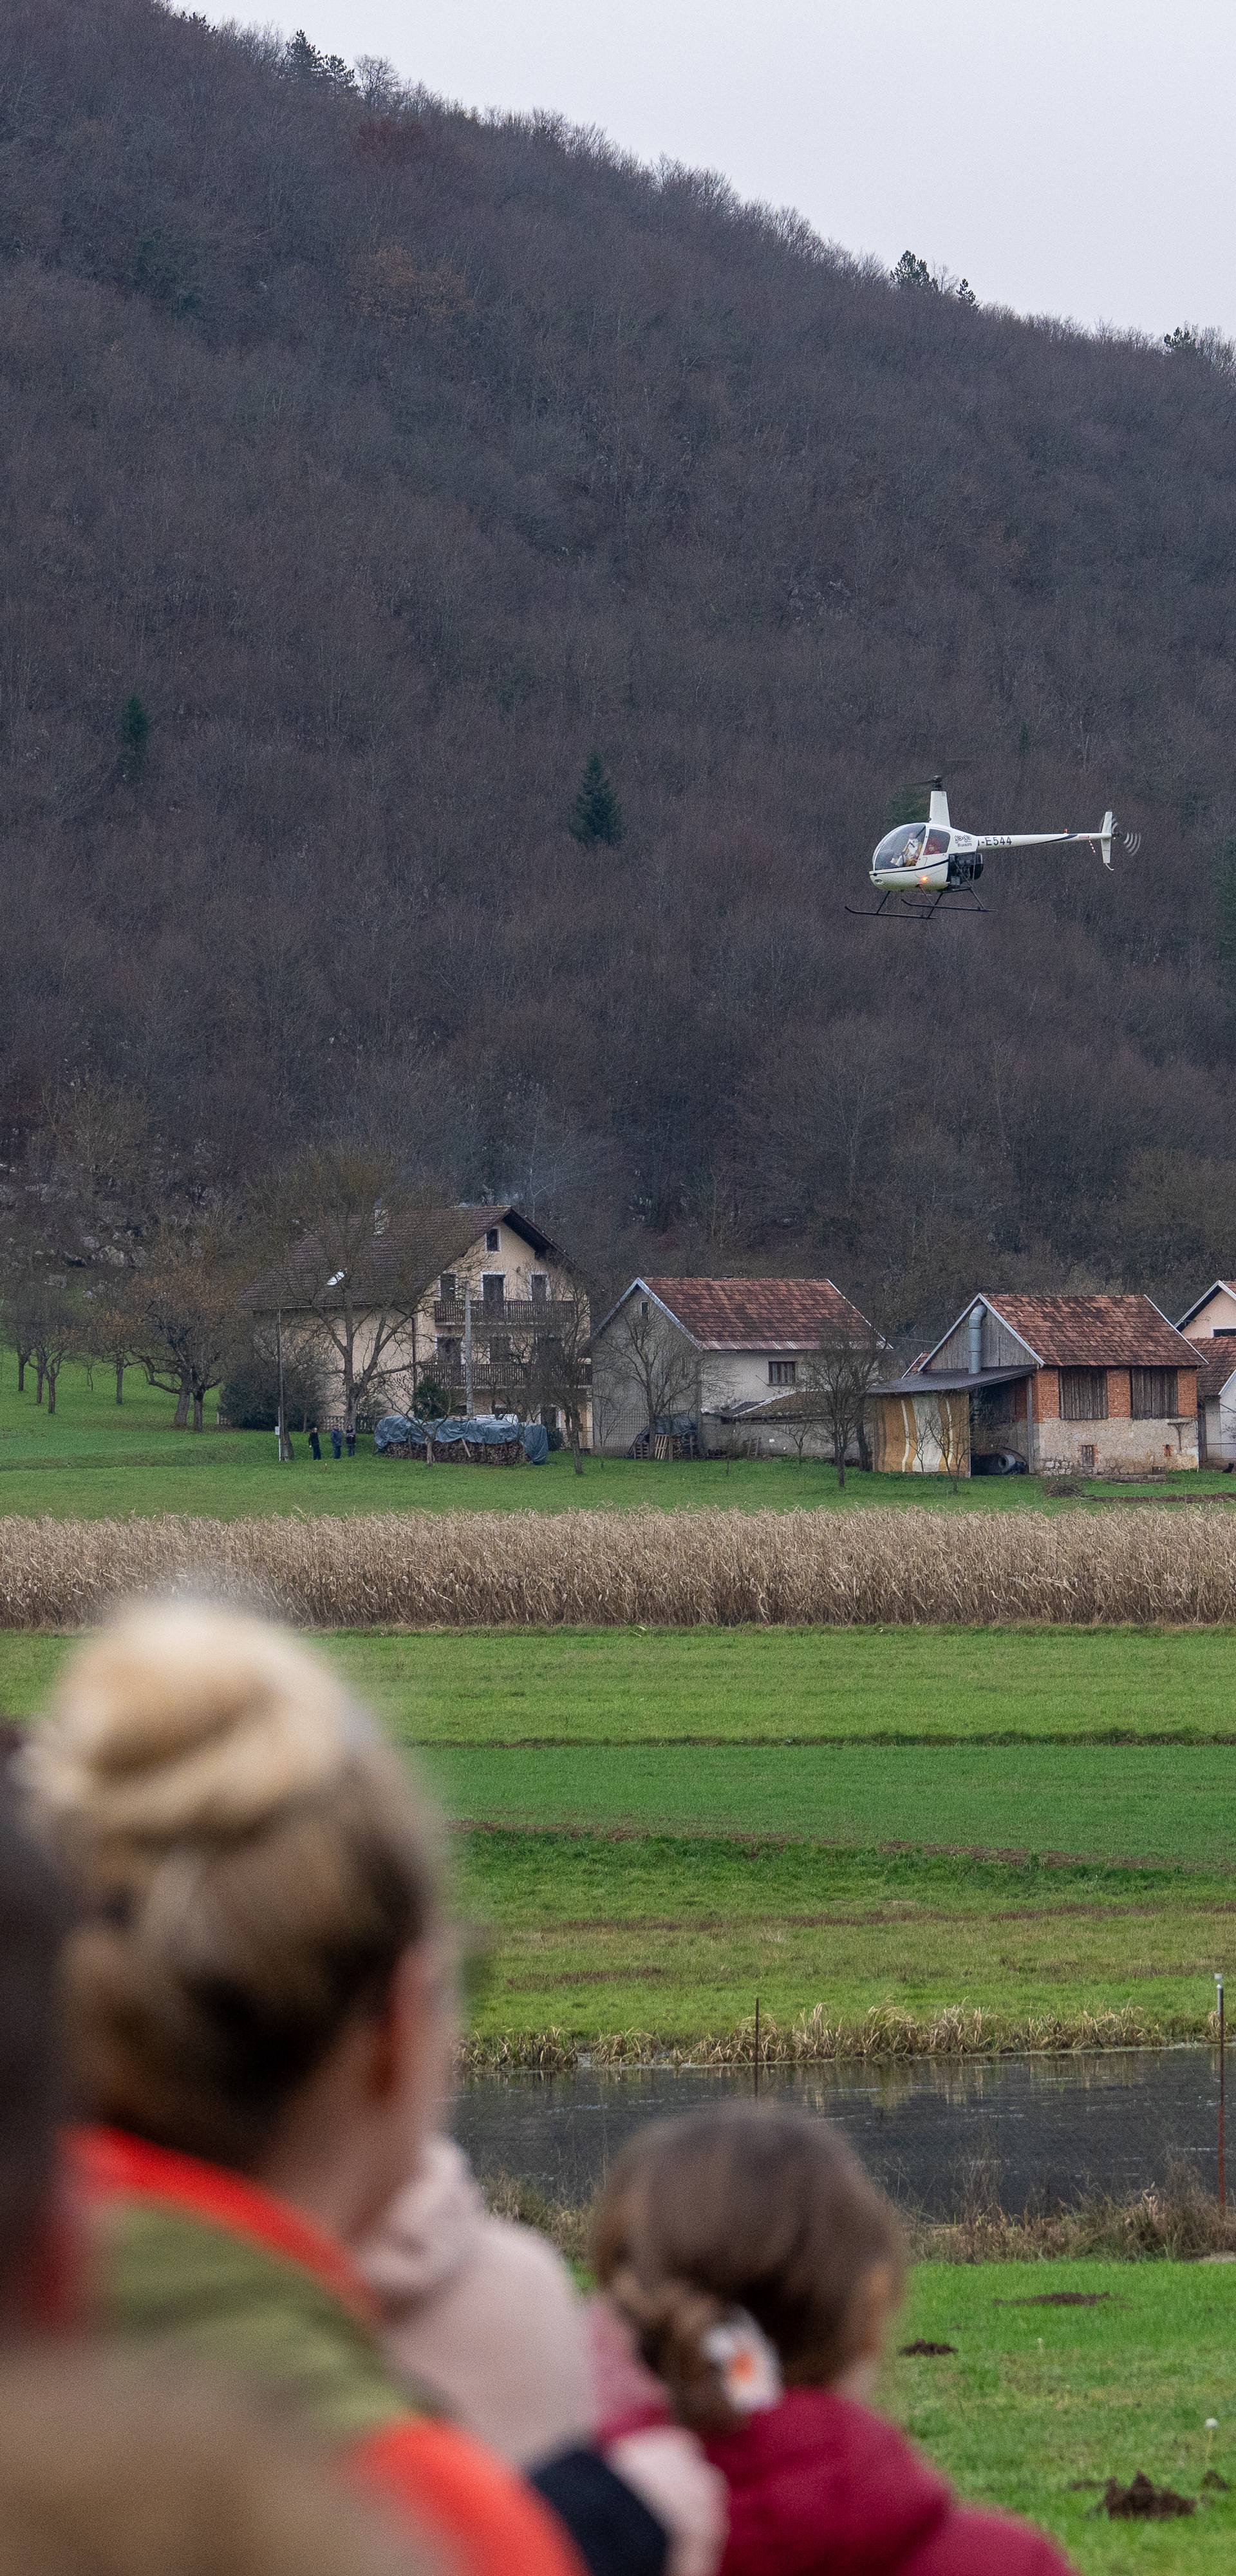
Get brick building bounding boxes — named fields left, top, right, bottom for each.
left=870, top=1292, right=1199, bottom=1477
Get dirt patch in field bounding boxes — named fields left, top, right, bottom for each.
left=1101, top=2473, right=1194, bottom=2519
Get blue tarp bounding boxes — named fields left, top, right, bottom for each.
left=373, top=1412, right=548, bottom=1464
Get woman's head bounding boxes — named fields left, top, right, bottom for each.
left=24, top=1598, right=451, bottom=2211
left=592, top=2103, right=904, bottom=2431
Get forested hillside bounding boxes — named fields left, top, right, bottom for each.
left=3, top=0, right=1235, bottom=1327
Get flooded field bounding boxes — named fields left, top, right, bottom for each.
left=451, top=2047, right=1231, bottom=2216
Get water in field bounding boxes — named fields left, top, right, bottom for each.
left=450, top=2047, right=1231, bottom=2218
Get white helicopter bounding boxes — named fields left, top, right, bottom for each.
left=852, top=779, right=1140, bottom=918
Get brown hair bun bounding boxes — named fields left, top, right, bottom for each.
left=29, top=1600, right=353, bottom=1848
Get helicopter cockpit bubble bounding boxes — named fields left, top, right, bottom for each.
left=873, top=824, right=922, bottom=869
left=873, top=823, right=949, bottom=869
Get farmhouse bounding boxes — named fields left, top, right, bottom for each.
left=1176, top=1280, right=1236, bottom=1465
left=590, top=1275, right=877, bottom=1457
left=255, top=1204, right=589, bottom=1434
left=870, top=1293, right=1199, bottom=1478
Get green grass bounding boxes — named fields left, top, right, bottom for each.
left=333, top=1625, right=1236, bottom=1745
left=427, top=1743, right=1236, bottom=1867
left=8, top=1624, right=1236, bottom=1743
left=8, top=1625, right=1236, bottom=2042
left=887, top=2259, right=1236, bottom=2570
left=0, top=1352, right=1227, bottom=1517
left=458, top=1828, right=1236, bottom=2040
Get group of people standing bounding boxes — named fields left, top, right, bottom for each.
left=0, top=1598, right=1074, bottom=2575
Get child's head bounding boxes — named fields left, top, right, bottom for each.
left=592, top=2103, right=904, bottom=2432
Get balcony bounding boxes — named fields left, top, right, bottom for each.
left=433, top=1298, right=581, bottom=1332
left=433, top=1360, right=533, bottom=1394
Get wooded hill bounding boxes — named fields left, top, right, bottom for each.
left=3, top=0, right=1235, bottom=1328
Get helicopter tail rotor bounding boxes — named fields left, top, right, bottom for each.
left=1097, top=814, right=1142, bottom=867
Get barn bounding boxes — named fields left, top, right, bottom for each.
left=870, top=1292, right=1199, bottom=1478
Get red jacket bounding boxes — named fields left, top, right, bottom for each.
left=74, top=2128, right=583, bottom=2576
left=700, top=2388, right=1073, bottom=2576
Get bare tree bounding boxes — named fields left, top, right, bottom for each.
left=523, top=1278, right=592, bottom=1474
left=124, top=1215, right=249, bottom=1432
left=913, top=1385, right=969, bottom=1491
left=797, top=1317, right=886, bottom=1490
left=609, top=1293, right=702, bottom=1456
left=258, top=1151, right=458, bottom=1435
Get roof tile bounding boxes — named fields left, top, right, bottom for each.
left=984, top=1292, right=1195, bottom=1368
left=1192, top=1340, right=1236, bottom=1403
left=641, top=1276, right=873, bottom=1349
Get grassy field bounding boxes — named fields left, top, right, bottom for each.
left=429, top=1741, right=1236, bottom=1863
left=886, top=2259, right=1236, bottom=2571
left=9, top=1625, right=1236, bottom=2046
left=7, top=1623, right=1236, bottom=1740
left=0, top=1354, right=1230, bottom=1518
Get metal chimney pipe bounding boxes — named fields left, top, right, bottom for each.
left=968, top=1303, right=984, bottom=1376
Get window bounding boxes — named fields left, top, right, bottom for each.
left=482, top=1273, right=505, bottom=1310
left=435, top=1337, right=460, bottom=1362
left=874, top=824, right=924, bottom=869
left=1130, top=1367, right=1177, bottom=1419
left=530, top=1274, right=548, bottom=1305
left=769, top=1359, right=797, bottom=1387
left=439, top=1273, right=458, bottom=1305
left=488, top=1335, right=511, bottom=1365
left=1059, top=1368, right=1108, bottom=1421
left=485, top=1228, right=500, bottom=1253
left=1080, top=1443, right=1096, bottom=1475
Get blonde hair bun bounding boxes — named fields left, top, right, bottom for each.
left=29, top=1600, right=356, bottom=1848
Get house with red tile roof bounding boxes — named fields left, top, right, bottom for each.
left=1175, top=1282, right=1236, bottom=1464
left=589, top=1274, right=879, bottom=1456
left=871, top=1291, right=1199, bottom=1478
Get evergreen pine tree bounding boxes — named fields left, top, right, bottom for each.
left=570, top=752, right=623, bottom=846
left=894, top=250, right=937, bottom=293
left=119, top=694, right=149, bottom=781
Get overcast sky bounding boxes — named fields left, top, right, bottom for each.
left=191, top=1, right=1233, bottom=339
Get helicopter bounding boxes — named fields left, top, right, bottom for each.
left=850, top=780, right=1140, bottom=918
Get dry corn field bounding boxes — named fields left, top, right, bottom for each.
left=6, top=1503, right=1236, bottom=1627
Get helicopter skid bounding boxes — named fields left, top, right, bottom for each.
left=847, top=887, right=986, bottom=920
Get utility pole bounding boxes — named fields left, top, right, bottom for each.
left=464, top=1280, right=474, bottom=1416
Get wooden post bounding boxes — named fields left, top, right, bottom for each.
left=276, top=1308, right=289, bottom=1465
left=753, top=1995, right=760, bottom=2097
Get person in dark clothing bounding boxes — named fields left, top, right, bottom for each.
left=592, top=2103, right=1074, bottom=2576
left=330, top=1425, right=342, bottom=1460
left=0, top=1750, right=75, bottom=2332
left=345, top=1425, right=357, bottom=1458
left=308, top=1425, right=322, bottom=1460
